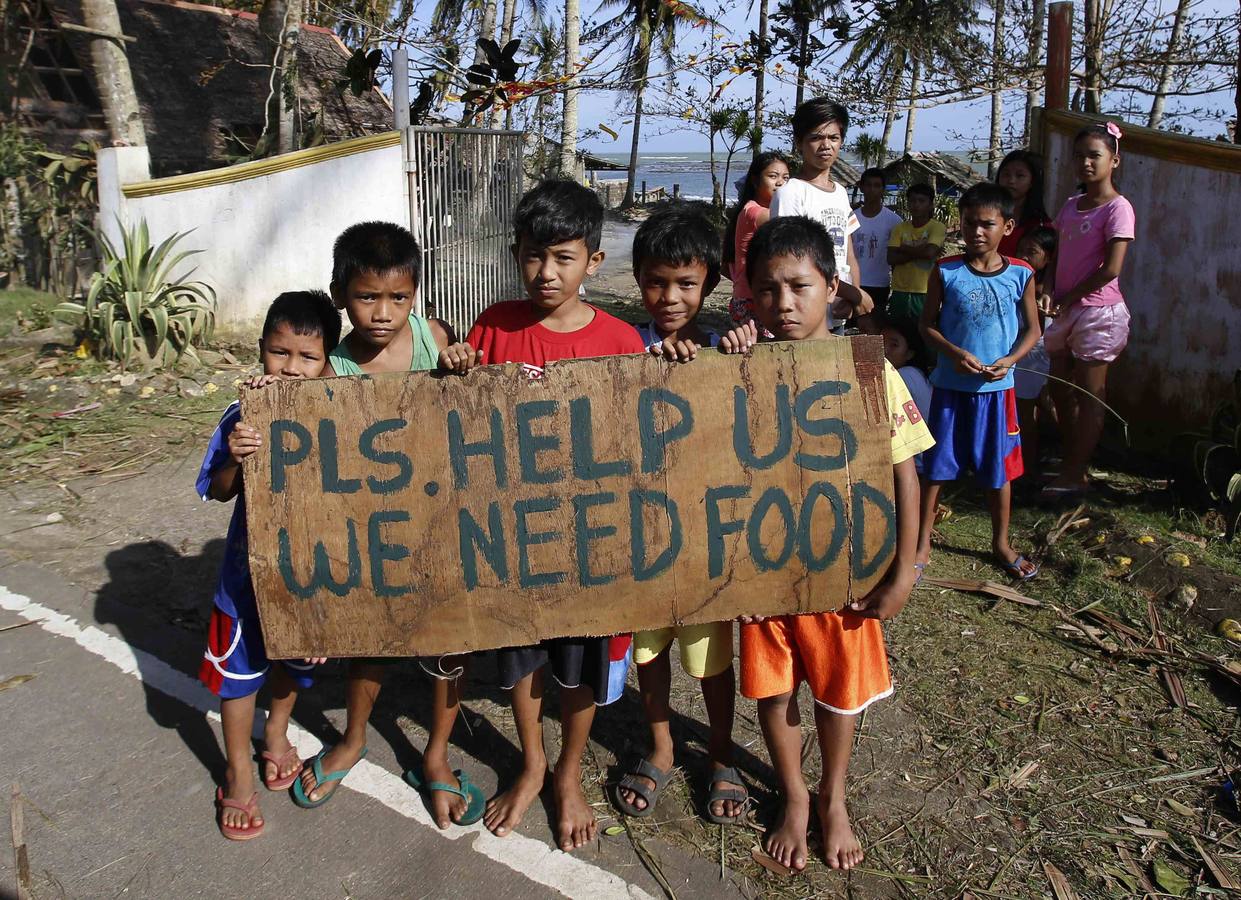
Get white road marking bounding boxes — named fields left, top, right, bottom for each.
left=0, top=585, right=654, bottom=900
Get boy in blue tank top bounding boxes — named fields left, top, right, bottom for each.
left=916, top=183, right=1041, bottom=581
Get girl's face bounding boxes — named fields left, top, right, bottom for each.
left=796, top=121, right=845, bottom=175
left=1016, top=239, right=1049, bottom=272
left=1074, top=136, right=1118, bottom=185
left=998, top=161, right=1032, bottom=203
left=755, top=161, right=790, bottom=205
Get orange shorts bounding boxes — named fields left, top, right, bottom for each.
left=740, top=612, right=893, bottom=715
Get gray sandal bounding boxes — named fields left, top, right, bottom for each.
left=705, top=766, right=749, bottom=825
left=614, top=759, right=674, bottom=818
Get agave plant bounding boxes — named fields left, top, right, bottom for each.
left=56, top=219, right=216, bottom=367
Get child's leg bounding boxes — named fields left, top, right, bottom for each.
left=422, top=655, right=470, bottom=829
left=700, top=664, right=743, bottom=819
left=1047, top=351, right=1077, bottom=454
left=484, top=667, right=548, bottom=837
left=299, top=660, right=382, bottom=802
left=811, top=706, right=864, bottom=870
left=551, top=683, right=599, bottom=851
left=220, top=692, right=262, bottom=831
left=1055, top=360, right=1109, bottom=488
left=987, top=483, right=1036, bottom=575
left=757, top=692, right=811, bottom=871
left=1017, top=397, right=1040, bottom=478
left=916, top=478, right=943, bottom=566
left=618, top=646, right=674, bottom=812
left=262, top=665, right=301, bottom=785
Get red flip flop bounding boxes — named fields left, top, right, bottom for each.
left=216, top=788, right=264, bottom=841
left=261, top=746, right=302, bottom=791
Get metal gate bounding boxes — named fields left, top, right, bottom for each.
left=406, top=127, right=525, bottom=336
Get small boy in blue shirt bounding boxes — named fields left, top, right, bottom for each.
left=917, top=182, right=1041, bottom=581
left=198, top=290, right=341, bottom=840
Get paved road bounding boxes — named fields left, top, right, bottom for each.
left=0, top=557, right=744, bottom=900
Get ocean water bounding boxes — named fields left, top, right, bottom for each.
left=584, top=149, right=987, bottom=203
left=587, top=151, right=752, bottom=203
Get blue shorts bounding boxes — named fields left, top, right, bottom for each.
left=200, top=608, right=316, bottom=700
left=923, top=387, right=1024, bottom=489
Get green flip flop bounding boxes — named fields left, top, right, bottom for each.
left=292, top=745, right=369, bottom=809
left=404, top=766, right=487, bottom=827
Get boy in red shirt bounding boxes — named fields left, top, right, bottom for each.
left=435, top=179, right=643, bottom=851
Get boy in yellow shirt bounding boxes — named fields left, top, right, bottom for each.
left=887, top=183, right=945, bottom=368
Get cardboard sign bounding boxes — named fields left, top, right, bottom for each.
left=242, top=337, right=896, bottom=658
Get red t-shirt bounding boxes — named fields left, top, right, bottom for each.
left=465, top=300, right=644, bottom=373
left=999, top=216, right=1052, bottom=258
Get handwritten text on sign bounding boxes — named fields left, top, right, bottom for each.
left=242, top=337, right=895, bottom=658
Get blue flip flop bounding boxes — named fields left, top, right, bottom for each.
left=404, top=766, right=487, bottom=826
left=292, top=745, right=368, bottom=809
left=1000, top=553, right=1039, bottom=582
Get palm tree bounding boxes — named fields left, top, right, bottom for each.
left=851, top=133, right=886, bottom=169
left=81, top=0, right=145, bottom=146
left=771, top=0, right=846, bottom=109
left=846, top=0, right=984, bottom=161
left=987, top=0, right=1005, bottom=177
left=586, top=0, right=708, bottom=206
left=258, top=0, right=304, bottom=153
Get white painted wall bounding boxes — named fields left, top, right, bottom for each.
left=98, top=137, right=407, bottom=328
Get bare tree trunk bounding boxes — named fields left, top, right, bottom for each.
left=258, top=0, right=300, bottom=153
left=559, top=0, right=580, bottom=175
left=880, top=48, right=905, bottom=161
left=623, top=90, right=644, bottom=207
left=1023, top=0, right=1045, bottom=141
left=903, top=56, right=921, bottom=155
left=1147, top=0, right=1190, bottom=128
left=708, top=128, right=721, bottom=206
left=277, top=0, right=301, bottom=153
left=80, top=0, right=146, bottom=145
left=1235, top=35, right=1241, bottom=143
left=795, top=23, right=809, bottom=108
left=753, top=0, right=769, bottom=155
left=988, top=0, right=1005, bottom=178
left=462, top=0, right=498, bottom=125
left=1082, top=0, right=1102, bottom=113
left=880, top=105, right=897, bottom=161
left=491, top=0, right=518, bottom=128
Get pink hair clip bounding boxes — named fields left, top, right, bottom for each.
left=1105, top=121, right=1123, bottom=140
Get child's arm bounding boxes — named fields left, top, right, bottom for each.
left=208, top=421, right=262, bottom=502
left=649, top=338, right=703, bottom=363
left=919, top=266, right=986, bottom=376
left=846, top=455, right=920, bottom=619
left=439, top=342, right=483, bottom=373
left=427, top=317, right=458, bottom=349
left=985, top=274, right=1041, bottom=381
left=719, top=320, right=758, bottom=354
left=841, top=241, right=875, bottom=316
left=1054, top=239, right=1130, bottom=311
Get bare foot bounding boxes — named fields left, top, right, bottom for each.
left=220, top=766, right=262, bottom=833
left=299, top=741, right=364, bottom=804
left=553, top=764, right=596, bottom=852
left=764, top=789, right=810, bottom=872
left=708, top=763, right=748, bottom=821
left=817, top=793, right=863, bottom=870
left=617, top=745, right=673, bottom=813
left=484, top=765, right=546, bottom=837
left=261, top=731, right=299, bottom=787
left=422, top=753, right=468, bottom=829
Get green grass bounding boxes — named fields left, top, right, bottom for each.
left=0, top=286, right=61, bottom=332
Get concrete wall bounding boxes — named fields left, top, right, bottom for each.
left=98, top=133, right=406, bottom=328
left=1040, top=109, right=1241, bottom=437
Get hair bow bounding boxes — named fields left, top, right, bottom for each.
left=1105, top=121, right=1123, bottom=140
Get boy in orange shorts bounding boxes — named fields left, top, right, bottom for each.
left=721, top=215, right=931, bottom=872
